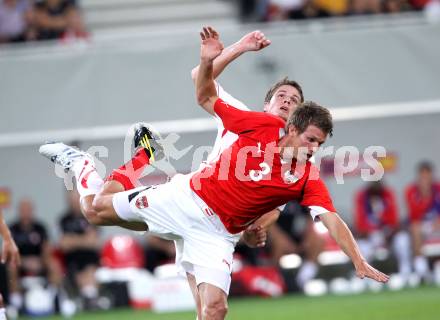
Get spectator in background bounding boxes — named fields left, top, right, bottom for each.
left=239, top=0, right=416, bottom=22
left=267, top=201, right=325, bottom=289
left=34, top=0, right=86, bottom=41
left=267, top=0, right=306, bottom=21
left=383, top=0, right=411, bottom=13
left=59, top=2, right=88, bottom=43
left=263, top=0, right=412, bottom=21
left=265, top=0, right=329, bottom=21
left=8, top=198, right=63, bottom=312
left=350, top=0, right=382, bottom=14
left=59, top=191, right=101, bottom=309
left=405, top=161, right=440, bottom=280
left=144, top=236, right=175, bottom=273
left=0, top=0, right=35, bottom=43
left=238, top=0, right=261, bottom=22
left=307, top=0, right=348, bottom=17
left=0, top=208, right=20, bottom=320
left=354, top=181, right=412, bottom=278
left=409, top=0, right=431, bottom=9
left=424, top=0, right=440, bottom=22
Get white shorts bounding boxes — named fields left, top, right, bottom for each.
left=112, top=173, right=241, bottom=294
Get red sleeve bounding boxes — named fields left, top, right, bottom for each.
left=300, top=176, right=336, bottom=213
left=405, top=185, right=428, bottom=222
left=405, top=186, right=415, bottom=221
left=213, top=98, right=283, bottom=134
left=354, top=190, right=370, bottom=234
left=383, top=189, right=399, bottom=228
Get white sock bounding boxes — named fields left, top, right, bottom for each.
left=71, top=158, right=104, bottom=197
left=392, top=231, right=412, bottom=277
left=414, top=255, right=429, bottom=276
left=296, top=261, right=318, bottom=288
left=0, top=308, right=6, bottom=320
left=81, top=285, right=98, bottom=299
left=9, top=292, right=22, bottom=309
left=434, top=261, right=440, bottom=285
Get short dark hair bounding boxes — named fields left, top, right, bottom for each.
left=287, top=101, right=333, bottom=137
left=418, top=161, right=433, bottom=173
left=264, top=77, right=304, bottom=104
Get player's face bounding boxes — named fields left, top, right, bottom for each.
left=19, top=199, right=34, bottom=223
left=418, top=168, right=433, bottom=188
left=290, top=125, right=327, bottom=162
left=264, top=85, right=302, bottom=121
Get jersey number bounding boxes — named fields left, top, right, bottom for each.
left=249, top=162, right=271, bottom=182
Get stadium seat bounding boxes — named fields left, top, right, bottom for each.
left=101, top=235, right=145, bottom=269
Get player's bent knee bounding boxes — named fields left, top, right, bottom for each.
left=83, top=210, right=100, bottom=225
left=91, top=193, right=121, bottom=226
left=92, top=193, right=114, bottom=215
left=203, top=304, right=228, bottom=319
left=91, top=192, right=106, bottom=211
left=82, top=196, right=107, bottom=226
left=85, top=209, right=106, bottom=226
left=80, top=197, right=101, bottom=225
left=202, top=298, right=228, bottom=319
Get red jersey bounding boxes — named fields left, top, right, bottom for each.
left=354, top=187, right=399, bottom=234
left=190, top=98, right=335, bottom=234
left=405, top=183, right=440, bottom=222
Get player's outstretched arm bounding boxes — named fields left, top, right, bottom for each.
left=191, top=30, right=271, bottom=87
left=320, top=212, right=389, bottom=283
left=196, top=26, right=223, bottom=114
left=0, top=209, right=20, bottom=267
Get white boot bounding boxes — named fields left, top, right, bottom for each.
left=414, top=255, right=431, bottom=283
left=296, top=261, right=318, bottom=289
left=39, top=142, right=90, bottom=171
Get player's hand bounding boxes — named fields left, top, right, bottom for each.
left=1, top=237, right=21, bottom=267
left=237, top=30, right=271, bottom=52
left=355, top=259, right=389, bottom=283
left=242, top=224, right=267, bottom=248
left=200, top=26, right=224, bottom=62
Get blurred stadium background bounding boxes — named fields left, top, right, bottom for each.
left=1, top=0, right=440, bottom=319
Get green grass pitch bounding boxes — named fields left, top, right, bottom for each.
left=31, top=286, right=440, bottom=320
